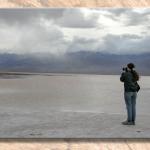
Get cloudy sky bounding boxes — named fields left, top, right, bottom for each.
left=0, top=8, right=150, bottom=55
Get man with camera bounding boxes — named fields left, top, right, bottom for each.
left=120, top=63, right=140, bottom=125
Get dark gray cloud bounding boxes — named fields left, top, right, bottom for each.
left=106, top=8, right=150, bottom=26
left=0, top=8, right=64, bottom=25
left=64, top=33, right=149, bottom=55
left=125, top=11, right=150, bottom=26
left=0, top=8, right=99, bottom=28
left=106, top=8, right=131, bottom=16
left=101, top=34, right=150, bottom=54
left=54, top=9, right=99, bottom=28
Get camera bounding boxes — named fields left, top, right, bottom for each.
left=122, top=67, right=128, bottom=72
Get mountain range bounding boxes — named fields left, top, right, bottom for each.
left=0, top=51, right=149, bottom=75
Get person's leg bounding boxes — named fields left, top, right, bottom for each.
left=131, top=92, right=137, bottom=123
left=124, top=92, right=132, bottom=122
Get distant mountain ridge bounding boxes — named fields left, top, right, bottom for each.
left=0, top=51, right=149, bottom=75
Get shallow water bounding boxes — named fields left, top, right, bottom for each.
left=0, top=74, right=149, bottom=115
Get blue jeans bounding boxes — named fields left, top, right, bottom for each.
left=124, top=92, right=137, bottom=122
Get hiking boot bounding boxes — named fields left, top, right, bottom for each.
left=122, top=120, right=128, bottom=125
left=122, top=120, right=134, bottom=125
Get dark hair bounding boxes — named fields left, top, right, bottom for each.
left=127, top=63, right=140, bottom=81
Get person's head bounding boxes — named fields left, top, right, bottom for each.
left=127, top=63, right=139, bottom=81
left=127, top=63, right=135, bottom=70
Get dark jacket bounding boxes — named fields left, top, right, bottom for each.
left=120, top=71, right=137, bottom=92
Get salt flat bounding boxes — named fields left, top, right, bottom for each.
left=0, top=74, right=149, bottom=138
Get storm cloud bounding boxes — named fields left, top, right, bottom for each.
left=0, top=8, right=150, bottom=55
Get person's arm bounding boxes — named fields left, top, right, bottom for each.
left=120, top=72, right=125, bottom=82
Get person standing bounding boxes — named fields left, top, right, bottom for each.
left=120, top=63, right=140, bottom=125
